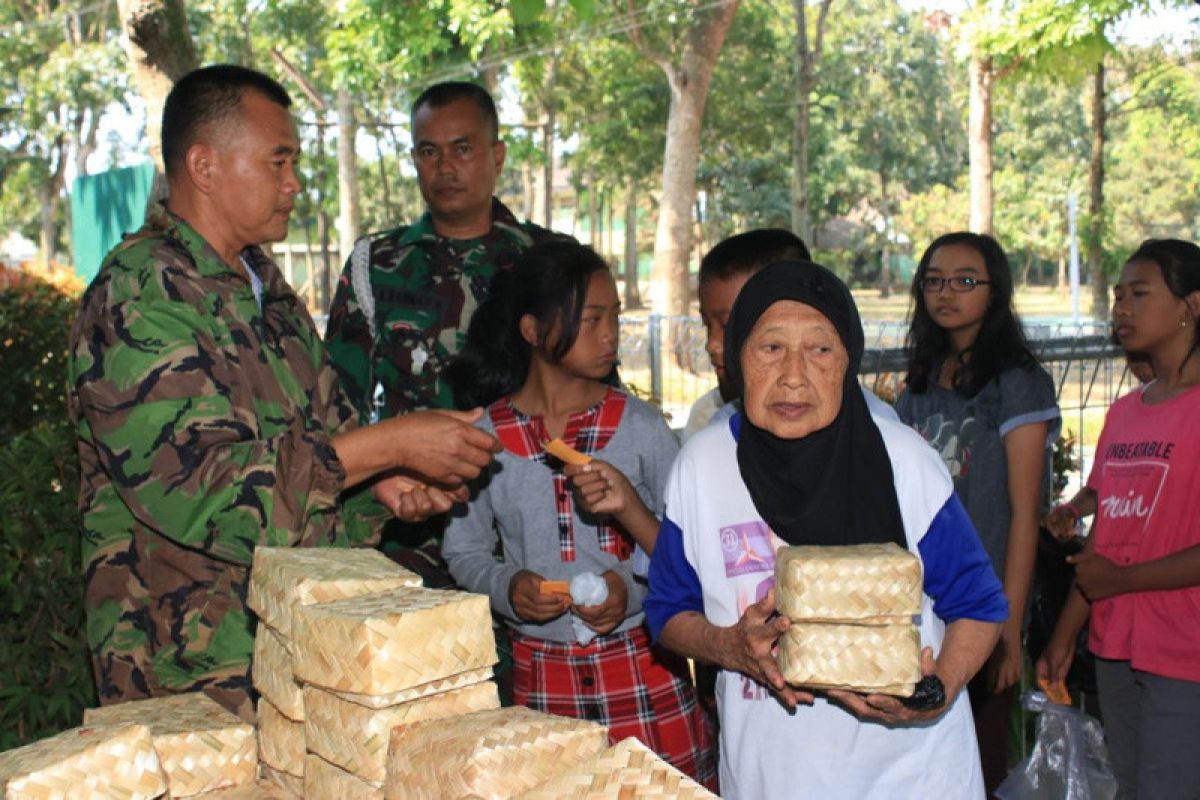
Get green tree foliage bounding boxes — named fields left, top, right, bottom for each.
left=823, top=0, right=963, bottom=290
left=695, top=2, right=794, bottom=242
left=992, top=74, right=1090, bottom=280
left=1106, top=47, right=1200, bottom=250
left=0, top=2, right=126, bottom=261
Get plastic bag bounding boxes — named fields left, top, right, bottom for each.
left=996, top=690, right=1118, bottom=800
left=568, top=572, right=609, bottom=646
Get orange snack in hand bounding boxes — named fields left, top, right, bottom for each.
left=544, top=438, right=591, bottom=466
left=1038, top=677, right=1072, bottom=706
left=539, top=580, right=572, bottom=598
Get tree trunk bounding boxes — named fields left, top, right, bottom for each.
left=790, top=0, right=832, bottom=244
left=1057, top=253, right=1066, bottom=291
left=624, top=186, right=643, bottom=309
left=374, top=124, right=393, bottom=224
left=522, top=159, right=535, bottom=222
left=315, top=121, right=333, bottom=313
left=38, top=183, right=56, bottom=270
left=878, top=170, right=891, bottom=299
left=968, top=54, right=994, bottom=236
left=1087, top=61, right=1108, bottom=322
left=116, top=0, right=199, bottom=191
left=587, top=170, right=598, bottom=250
left=542, top=56, right=558, bottom=230
left=605, top=188, right=615, bottom=260
left=641, top=0, right=740, bottom=316
left=1020, top=251, right=1034, bottom=287
left=336, top=88, right=360, bottom=270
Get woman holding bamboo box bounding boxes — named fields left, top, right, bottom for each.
left=644, top=261, right=1009, bottom=799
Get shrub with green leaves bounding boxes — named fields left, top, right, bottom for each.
left=0, top=420, right=94, bottom=748
left=0, top=277, right=92, bottom=747
left=0, top=277, right=77, bottom=441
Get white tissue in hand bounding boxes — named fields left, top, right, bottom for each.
left=569, top=572, right=609, bottom=645
left=570, top=572, right=608, bottom=606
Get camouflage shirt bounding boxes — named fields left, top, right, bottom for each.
left=69, top=205, right=384, bottom=720
left=324, top=198, right=562, bottom=421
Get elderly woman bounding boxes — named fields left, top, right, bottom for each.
left=644, top=261, right=1009, bottom=799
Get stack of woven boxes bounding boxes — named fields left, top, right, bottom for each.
left=247, top=546, right=502, bottom=798
left=0, top=693, right=287, bottom=797
left=774, top=542, right=925, bottom=697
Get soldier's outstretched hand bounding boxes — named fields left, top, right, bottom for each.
left=389, top=408, right=502, bottom=487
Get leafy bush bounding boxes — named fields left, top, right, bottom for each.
left=0, top=420, right=94, bottom=748
left=0, top=276, right=91, bottom=747
left=0, top=276, right=77, bottom=440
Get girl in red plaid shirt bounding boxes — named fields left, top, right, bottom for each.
left=443, top=240, right=716, bottom=788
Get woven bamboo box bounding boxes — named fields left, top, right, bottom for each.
left=83, top=692, right=257, bottom=797
left=777, top=621, right=921, bottom=696
left=305, top=680, right=500, bottom=783
left=252, top=624, right=304, bottom=721
left=515, top=737, right=718, bottom=799
left=193, top=780, right=292, bottom=798
left=775, top=543, right=922, bottom=624
left=0, top=723, right=166, bottom=799
left=247, top=546, right=421, bottom=639
left=259, top=764, right=302, bottom=798
left=256, top=699, right=303, bottom=779
left=325, top=666, right=493, bottom=709
left=304, top=754, right=383, bottom=800
left=292, top=587, right=497, bottom=695
left=384, top=706, right=609, bottom=800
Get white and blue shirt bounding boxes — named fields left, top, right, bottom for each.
left=645, top=410, right=1007, bottom=800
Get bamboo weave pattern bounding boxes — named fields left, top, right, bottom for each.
left=252, top=624, right=305, bottom=721
left=256, top=698, right=304, bottom=778
left=304, top=681, right=500, bottom=782
left=303, top=754, right=384, bottom=800
left=774, top=543, right=922, bottom=623
left=325, top=666, right=494, bottom=709
left=0, top=723, right=166, bottom=799
left=84, top=693, right=257, bottom=797
left=292, top=587, right=497, bottom=695
left=247, top=546, right=420, bottom=638
left=384, top=706, right=609, bottom=800
left=515, top=737, right=719, bottom=799
left=777, top=622, right=921, bottom=696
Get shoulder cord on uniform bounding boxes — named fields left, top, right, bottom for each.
left=351, top=237, right=376, bottom=337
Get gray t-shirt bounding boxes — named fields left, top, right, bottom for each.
left=895, top=362, right=1060, bottom=580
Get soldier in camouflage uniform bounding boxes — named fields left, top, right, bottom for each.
left=325, top=82, right=567, bottom=586
left=69, top=66, right=499, bottom=720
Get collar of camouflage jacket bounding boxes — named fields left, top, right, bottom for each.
left=144, top=201, right=279, bottom=289
left=398, top=196, right=527, bottom=247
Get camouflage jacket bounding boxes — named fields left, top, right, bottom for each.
left=69, top=205, right=385, bottom=719
left=324, top=198, right=563, bottom=421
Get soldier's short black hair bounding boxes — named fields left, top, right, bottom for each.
left=410, top=81, right=499, bottom=143
left=699, top=228, right=812, bottom=287
left=162, top=64, right=292, bottom=179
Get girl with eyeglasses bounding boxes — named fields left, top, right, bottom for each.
left=895, top=231, right=1061, bottom=796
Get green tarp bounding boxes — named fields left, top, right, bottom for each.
left=70, top=162, right=156, bottom=284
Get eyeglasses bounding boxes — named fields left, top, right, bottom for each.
left=919, top=276, right=992, bottom=293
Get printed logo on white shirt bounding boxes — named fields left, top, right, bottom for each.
left=720, top=521, right=774, bottom=578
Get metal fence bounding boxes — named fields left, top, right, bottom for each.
left=619, top=315, right=1134, bottom=480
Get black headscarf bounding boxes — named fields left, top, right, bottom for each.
left=725, top=261, right=906, bottom=548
